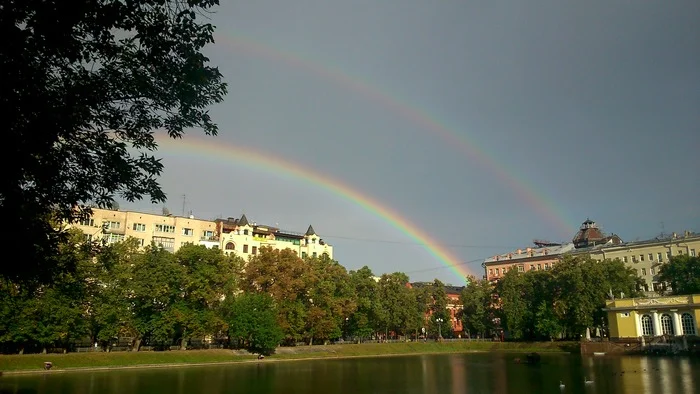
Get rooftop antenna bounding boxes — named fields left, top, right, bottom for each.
left=181, top=194, right=186, bottom=216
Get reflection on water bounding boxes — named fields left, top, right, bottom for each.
left=1, top=353, right=699, bottom=394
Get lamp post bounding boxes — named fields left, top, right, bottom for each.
left=436, top=318, right=444, bottom=340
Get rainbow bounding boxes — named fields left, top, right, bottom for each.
left=213, top=32, right=576, bottom=238
left=156, top=135, right=476, bottom=280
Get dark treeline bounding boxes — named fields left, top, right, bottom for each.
left=0, top=231, right=452, bottom=355
left=460, top=255, right=700, bottom=341
left=3, top=230, right=696, bottom=355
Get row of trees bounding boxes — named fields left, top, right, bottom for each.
left=460, top=255, right=700, bottom=341
left=3, top=228, right=697, bottom=354
left=0, top=231, right=452, bottom=355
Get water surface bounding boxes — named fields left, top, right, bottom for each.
left=1, top=353, right=696, bottom=394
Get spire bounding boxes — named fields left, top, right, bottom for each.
left=305, top=225, right=316, bottom=236
left=238, top=214, right=249, bottom=226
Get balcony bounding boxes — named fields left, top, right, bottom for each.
left=200, top=236, right=219, bottom=242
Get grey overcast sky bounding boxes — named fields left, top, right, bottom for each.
left=119, top=0, right=700, bottom=285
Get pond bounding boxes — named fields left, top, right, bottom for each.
left=1, top=352, right=697, bottom=394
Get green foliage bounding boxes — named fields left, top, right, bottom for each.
left=225, top=293, right=283, bottom=355
left=460, top=276, right=493, bottom=337
left=3, top=0, right=227, bottom=284
left=658, top=255, right=700, bottom=295
left=493, top=255, right=643, bottom=340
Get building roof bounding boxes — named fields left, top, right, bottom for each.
left=306, top=225, right=316, bottom=236
left=409, top=282, right=464, bottom=295
left=238, top=214, right=250, bottom=226
left=484, top=243, right=575, bottom=265
left=572, top=231, right=699, bottom=253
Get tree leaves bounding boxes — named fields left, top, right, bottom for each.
left=2, top=0, right=227, bottom=283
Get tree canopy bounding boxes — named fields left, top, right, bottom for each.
left=658, top=255, right=700, bottom=295
left=2, top=0, right=227, bottom=283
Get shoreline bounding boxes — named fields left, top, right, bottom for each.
left=1, top=342, right=578, bottom=375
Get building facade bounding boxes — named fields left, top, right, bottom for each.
left=217, top=215, right=333, bottom=260
left=604, top=294, right=699, bottom=339
left=580, top=232, right=700, bottom=293
left=69, top=209, right=333, bottom=259
left=70, top=208, right=218, bottom=252
left=483, top=241, right=575, bottom=282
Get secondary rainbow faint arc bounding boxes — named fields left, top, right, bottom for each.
left=157, top=136, right=476, bottom=279
left=213, top=32, right=576, bottom=237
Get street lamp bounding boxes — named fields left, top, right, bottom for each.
left=436, top=318, right=444, bottom=340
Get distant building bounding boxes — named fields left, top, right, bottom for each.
left=69, top=209, right=334, bottom=259
left=483, top=242, right=575, bottom=282
left=217, top=214, right=333, bottom=260
left=577, top=231, right=700, bottom=294
left=604, top=294, right=699, bottom=339
left=69, top=207, right=218, bottom=252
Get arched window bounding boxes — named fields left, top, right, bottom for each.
left=225, top=242, right=235, bottom=250
left=641, top=315, right=654, bottom=336
left=681, top=313, right=696, bottom=335
left=660, top=314, right=674, bottom=335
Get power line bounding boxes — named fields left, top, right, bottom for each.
left=321, top=234, right=518, bottom=250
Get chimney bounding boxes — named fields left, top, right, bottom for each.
left=517, top=249, right=522, bottom=254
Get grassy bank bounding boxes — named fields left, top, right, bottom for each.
left=1, top=341, right=578, bottom=373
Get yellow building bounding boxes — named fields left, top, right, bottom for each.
left=604, top=294, right=699, bottom=339
left=216, top=215, right=333, bottom=260
left=579, top=232, right=700, bottom=293
left=70, top=208, right=219, bottom=252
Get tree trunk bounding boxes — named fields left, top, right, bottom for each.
left=133, top=338, right=142, bottom=352
left=42, top=347, right=47, bottom=354
left=19, top=347, right=24, bottom=355
left=308, top=336, right=313, bottom=346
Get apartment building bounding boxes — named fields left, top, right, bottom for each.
left=483, top=241, right=575, bottom=282
left=216, top=215, right=333, bottom=260
left=70, top=209, right=334, bottom=260
left=70, top=208, right=218, bottom=252
left=581, top=231, right=700, bottom=293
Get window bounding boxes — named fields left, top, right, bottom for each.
left=103, top=221, right=120, bottom=229
left=666, top=251, right=670, bottom=260
left=544, top=263, right=549, bottom=270
left=155, top=224, right=175, bottom=233
left=632, top=256, right=637, bottom=263
left=252, top=246, right=257, bottom=255
left=537, top=264, right=542, bottom=270
left=660, top=314, right=674, bottom=335
left=650, top=268, right=655, bottom=275
left=152, top=236, right=175, bottom=251
left=489, top=269, right=493, bottom=276
left=302, top=252, right=307, bottom=258
left=106, top=233, right=124, bottom=244
left=518, top=265, right=524, bottom=272
left=641, top=268, right=647, bottom=276
left=313, top=252, right=317, bottom=258
left=243, top=245, right=248, bottom=253
left=84, top=234, right=93, bottom=242
left=641, top=315, right=654, bottom=336
left=623, top=256, right=628, bottom=263
left=202, top=230, right=214, bottom=240
left=133, top=223, right=146, bottom=232
left=678, top=250, right=683, bottom=255
left=243, top=230, right=249, bottom=235
left=691, top=249, right=697, bottom=257
left=225, top=242, right=235, bottom=250
left=658, top=253, right=663, bottom=262
left=648, top=253, right=653, bottom=261
left=495, top=268, right=500, bottom=275
left=681, top=313, right=696, bottom=335
left=640, top=254, right=645, bottom=262
left=80, top=218, right=95, bottom=226
left=137, top=238, right=145, bottom=247
left=182, top=228, right=193, bottom=236
left=653, top=282, right=664, bottom=292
